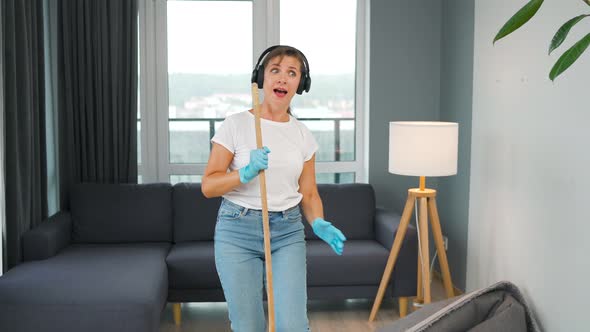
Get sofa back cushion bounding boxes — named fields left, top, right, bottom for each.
left=304, top=183, right=375, bottom=240
left=71, top=183, right=173, bottom=243
left=173, top=183, right=221, bottom=242
left=170, top=183, right=375, bottom=242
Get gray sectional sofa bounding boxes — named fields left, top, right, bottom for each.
left=0, top=182, right=418, bottom=332
left=377, top=281, right=541, bottom=332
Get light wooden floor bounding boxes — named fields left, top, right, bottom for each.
left=159, top=277, right=449, bottom=332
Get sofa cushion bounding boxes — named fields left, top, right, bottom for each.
left=172, top=183, right=222, bottom=242
left=167, top=240, right=396, bottom=289
left=306, top=240, right=389, bottom=286
left=171, top=183, right=376, bottom=242
left=166, top=241, right=220, bottom=289
left=0, top=243, right=170, bottom=332
left=71, top=183, right=173, bottom=243
left=304, top=184, right=376, bottom=240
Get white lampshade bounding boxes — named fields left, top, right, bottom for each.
left=389, top=121, right=458, bottom=176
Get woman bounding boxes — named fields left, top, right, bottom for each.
left=201, top=45, right=346, bottom=332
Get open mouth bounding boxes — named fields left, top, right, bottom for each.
left=273, top=88, right=288, bottom=97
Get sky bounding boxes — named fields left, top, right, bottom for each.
left=166, top=0, right=357, bottom=75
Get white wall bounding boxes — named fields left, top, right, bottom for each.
left=468, top=1, right=590, bottom=331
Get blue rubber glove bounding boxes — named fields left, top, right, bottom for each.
left=238, top=146, right=271, bottom=184
left=312, top=218, right=347, bottom=255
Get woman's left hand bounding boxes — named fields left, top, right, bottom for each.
left=311, top=218, right=347, bottom=255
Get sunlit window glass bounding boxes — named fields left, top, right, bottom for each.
left=281, top=0, right=357, bottom=163
left=167, top=1, right=253, bottom=164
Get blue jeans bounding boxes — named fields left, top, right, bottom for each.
left=214, top=198, right=310, bottom=332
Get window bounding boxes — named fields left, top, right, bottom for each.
left=138, top=0, right=368, bottom=184
left=167, top=1, right=252, bottom=166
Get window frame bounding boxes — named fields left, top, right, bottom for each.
left=138, top=0, right=369, bottom=184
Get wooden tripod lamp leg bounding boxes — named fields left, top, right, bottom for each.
left=418, top=197, right=431, bottom=304
left=369, top=194, right=416, bottom=322
left=252, top=83, right=275, bottom=332
left=428, top=197, right=454, bottom=298
left=415, top=250, right=423, bottom=308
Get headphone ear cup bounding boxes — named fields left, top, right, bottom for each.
left=250, top=69, right=259, bottom=86
left=296, top=73, right=309, bottom=95
left=256, top=65, right=265, bottom=88
left=296, top=77, right=304, bottom=95
left=296, top=75, right=311, bottom=95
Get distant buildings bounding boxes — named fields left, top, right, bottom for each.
left=169, top=92, right=354, bottom=120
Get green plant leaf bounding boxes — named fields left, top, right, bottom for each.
left=494, top=0, right=544, bottom=44
left=548, top=14, right=590, bottom=54
left=584, top=0, right=590, bottom=7
left=549, top=33, right=590, bottom=81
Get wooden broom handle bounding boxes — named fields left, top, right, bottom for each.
left=252, top=83, right=275, bottom=332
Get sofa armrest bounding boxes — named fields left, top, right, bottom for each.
left=22, top=211, right=72, bottom=261
left=375, top=207, right=415, bottom=249
left=375, top=207, right=418, bottom=297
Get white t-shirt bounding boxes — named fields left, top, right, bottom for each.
left=211, top=110, right=319, bottom=211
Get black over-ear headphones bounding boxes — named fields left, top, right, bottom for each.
left=250, top=45, right=311, bottom=95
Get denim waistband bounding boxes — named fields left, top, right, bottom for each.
left=221, top=198, right=300, bottom=218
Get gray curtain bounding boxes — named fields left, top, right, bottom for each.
left=57, top=0, right=138, bottom=210
left=2, top=0, right=49, bottom=270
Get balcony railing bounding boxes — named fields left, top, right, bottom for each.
left=139, top=117, right=356, bottom=183
left=169, top=116, right=354, bottom=162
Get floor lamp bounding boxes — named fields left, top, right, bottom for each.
left=369, top=121, right=458, bottom=322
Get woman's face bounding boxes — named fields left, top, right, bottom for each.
left=262, top=55, right=302, bottom=107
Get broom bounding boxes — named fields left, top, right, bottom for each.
left=251, top=82, right=276, bottom=332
